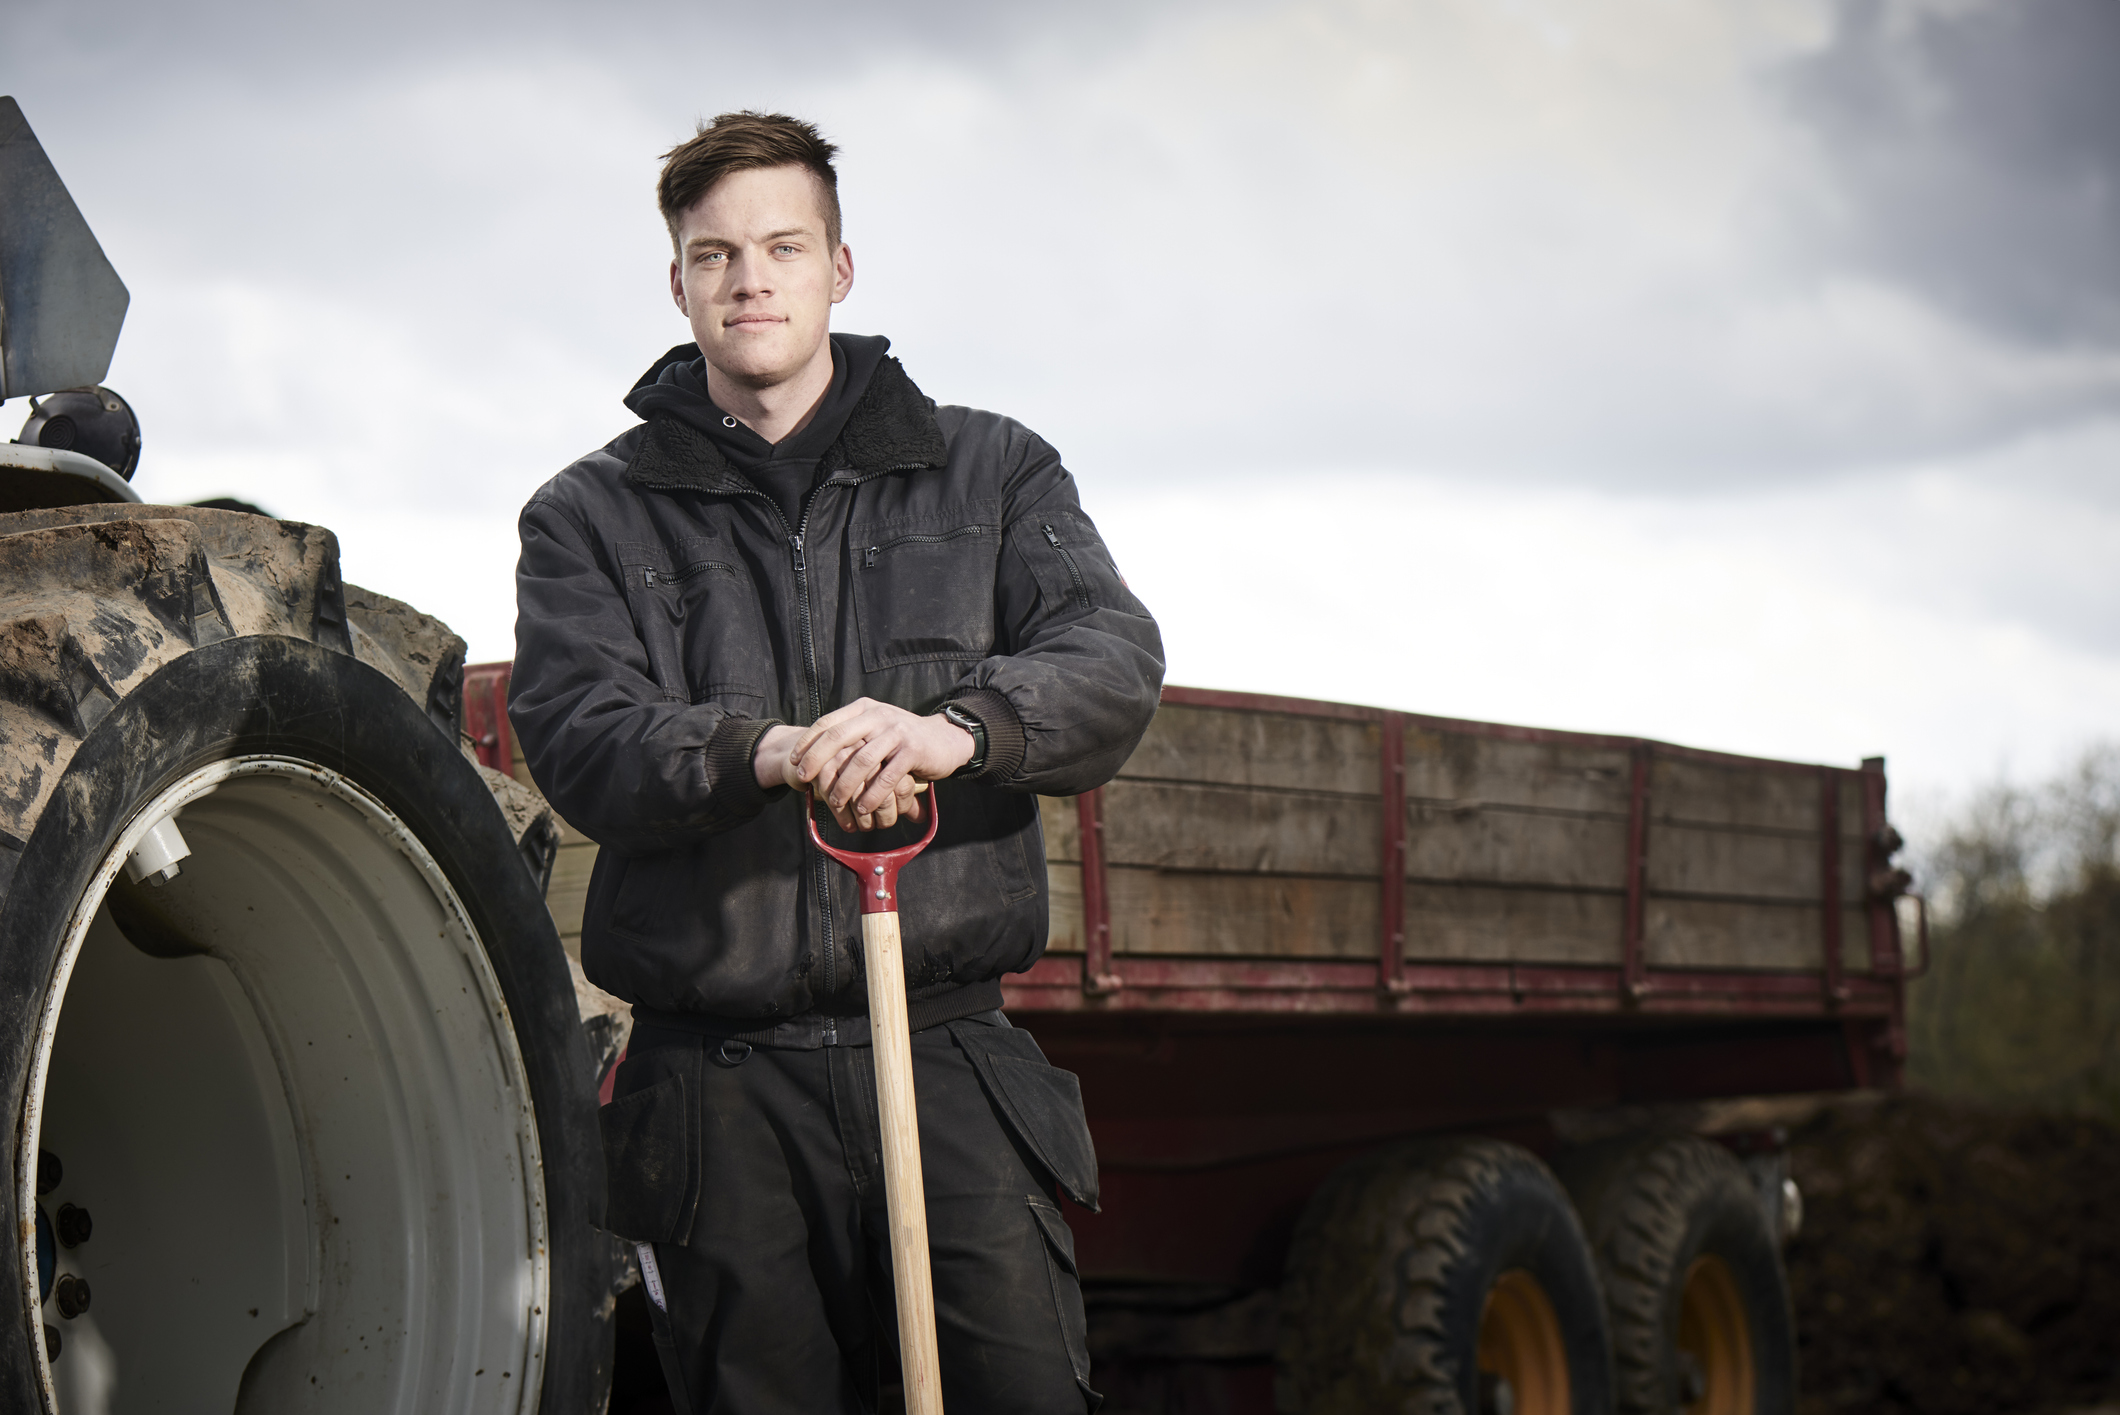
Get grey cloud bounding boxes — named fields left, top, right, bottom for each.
left=2, top=0, right=1254, bottom=87
left=1781, top=0, right=2120, bottom=349
left=7, top=0, right=2117, bottom=506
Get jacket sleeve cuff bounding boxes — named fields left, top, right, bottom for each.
left=703, top=715, right=788, bottom=817
left=942, top=688, right=1025, bottom=784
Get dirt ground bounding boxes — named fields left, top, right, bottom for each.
left=1786, top=1094, right=2120, bottom=1415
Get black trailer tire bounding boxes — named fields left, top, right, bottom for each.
left=0, top=507, right=607, bottom=1413
left=1277, top=1137, right=1614, bottom=1415
left=1558, top=1135, right=1795, bottom=1415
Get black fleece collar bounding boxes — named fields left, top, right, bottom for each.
left=625, top=339, right=949, bottom=494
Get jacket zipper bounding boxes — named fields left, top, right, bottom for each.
left=1042, top=523, right=1091, bottom=608
left=717, top=485, right=839, bottom=1040
left=641, top=561, right=727, bottom=589
left=863, top=524, right=993, bottom=568
left=789, top=510, right=841, bottom=1042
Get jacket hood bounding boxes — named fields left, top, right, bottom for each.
left=622, top=334, right=947, bottom=494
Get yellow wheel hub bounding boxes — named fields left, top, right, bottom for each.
left=1477, top=1268, right=1570, bottom=1415
left=1676, top=1254, right=1756, bottom=1415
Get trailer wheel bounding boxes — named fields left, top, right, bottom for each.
left=1558, top=1136, right=1795, bottom=1415
left=1277, top=1137, right=1612, bottom=1415
left=0, top=507, right=606, bottom=1413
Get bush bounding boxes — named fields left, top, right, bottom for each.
left=1907, top=745, right=2120, bottom=1118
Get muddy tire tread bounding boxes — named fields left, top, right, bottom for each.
left=1560, top=1134, right=1796, bottom=1415
left=0, top=503, right=605, bottom=1408
left=0, top=505, right=489, bottom=863
left=1279, top=1137, right=1606, bottom=1415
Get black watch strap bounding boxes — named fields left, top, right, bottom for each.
left=942, top=703, right=988, bottom=776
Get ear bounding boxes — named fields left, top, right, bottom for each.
left=669, top=257, right=686, bottom=314
left=831, top=243, right=855, bottom=305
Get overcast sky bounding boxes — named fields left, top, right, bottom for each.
left=4, top=0, right=2117, bottom=830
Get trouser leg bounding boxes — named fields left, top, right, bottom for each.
left=616, top=1018, right=1099, bottom=1415
left=616, top=1029, right=870, bottom=1415
left=838, top=1024, right=1100, bottom=1415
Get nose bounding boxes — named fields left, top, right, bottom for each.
left=726, top=247, right=773, bottom=300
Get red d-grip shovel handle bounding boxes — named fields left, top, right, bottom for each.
left=806, top=790, right=946, bottom=1415
left=806, top=789, right=942, bottom=913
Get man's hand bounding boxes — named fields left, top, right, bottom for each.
left=750, top=704, right=970, bottom=835
left=754, top=700, right=976, bottom=831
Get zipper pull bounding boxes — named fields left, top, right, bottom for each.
left=642, top=568, right=657, bottom=588
left=791, top=534, right=806, bottom=572
left=864, top=546, right=878, bottom=569
left=1042, top=523, right=1062, bottom=548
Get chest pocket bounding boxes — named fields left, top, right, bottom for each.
left=618, top=540, right=772, bottom=710
left=849, top=518, right=1002, bottom=672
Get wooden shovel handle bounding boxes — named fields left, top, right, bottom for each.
left=864, top=907, right=944, bottom=1415
left=807, top=798, right=946, bottom=1415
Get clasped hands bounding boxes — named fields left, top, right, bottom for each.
left=753, top=698, right=975, bottom=832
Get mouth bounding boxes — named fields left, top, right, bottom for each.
left=723, top=314, right=785, bottom=330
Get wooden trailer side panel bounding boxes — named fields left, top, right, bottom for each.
left=1043, top=696, right=1887, bottom=979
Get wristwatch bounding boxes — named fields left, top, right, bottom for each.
left=941, top=703, right=988, bottom=777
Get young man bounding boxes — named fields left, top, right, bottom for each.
left=510, top=112, right=1163, bottom=1413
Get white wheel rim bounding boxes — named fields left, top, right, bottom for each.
left=19, top=756, right=549, bottom=1414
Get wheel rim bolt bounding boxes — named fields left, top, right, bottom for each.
left=55, top=1274, right=92, bottom=1320
left=56, top=1203, right=92, bottom=1249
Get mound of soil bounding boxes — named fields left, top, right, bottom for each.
left=1787, top=1095, right=2120, bottom=1415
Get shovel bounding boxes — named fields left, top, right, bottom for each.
left=808, top=792, right=946, bottom=1415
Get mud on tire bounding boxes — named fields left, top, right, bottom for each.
left=1277, top=1136, right=1613, bottom=1415
left=0, top=505, right=607, bottom=1412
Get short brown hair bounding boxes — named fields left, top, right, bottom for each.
left=657, top=111, right=842, bottom=252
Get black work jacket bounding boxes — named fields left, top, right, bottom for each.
left=510, top=346, right=1164, bottom=1037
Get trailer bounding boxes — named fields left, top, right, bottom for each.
left=466, top=666, right=1918, bottom=1415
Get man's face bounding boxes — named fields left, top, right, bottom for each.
left=669, top=164, right=853, bottom=389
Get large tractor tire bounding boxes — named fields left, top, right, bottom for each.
left=0, top=505, right=607, bottom=1414
left=1557, top=1135, right=1795, bottom=1415
left=1278, top=1136, right=1613, bottom=1415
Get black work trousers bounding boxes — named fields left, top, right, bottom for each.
left=607, top=1013, right=1101, bottom=1415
